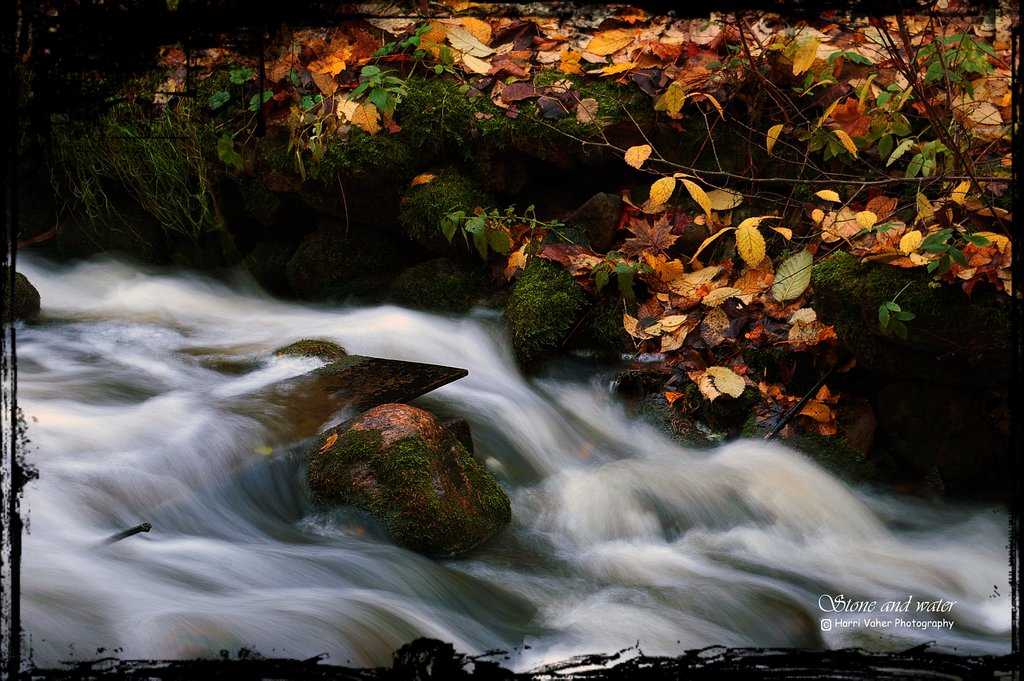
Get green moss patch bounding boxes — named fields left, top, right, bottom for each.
left=504, top=258, right=588, bottom=370
left=273, top=339, right=348, bottom=362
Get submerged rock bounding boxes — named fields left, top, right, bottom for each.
left=305, top=404, right=511, bottom=556
left=273, top=338, right=348, bottom=362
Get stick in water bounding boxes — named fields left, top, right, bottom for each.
left=103, top=522, right=152, bottom=545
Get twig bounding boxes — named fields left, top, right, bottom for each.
left=764, top=369, right=834, bottom=441
left=101, top=522, right=152, bottom=545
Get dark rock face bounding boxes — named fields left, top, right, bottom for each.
left=3, top=269, right=41, bottom=322
left=811, top=252, right=1011, bottom=498
left=305, top=404, right=511, bottom=556
left=564, top=192, right=622, bottom=251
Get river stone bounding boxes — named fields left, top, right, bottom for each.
left=2, top=269, right=41, bottom=322
left=305, top=404, right=511, bottom=556
left=564, top=192, right=622, bottom=251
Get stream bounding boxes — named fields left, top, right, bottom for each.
left=13, top=254, right=1012, bottom=671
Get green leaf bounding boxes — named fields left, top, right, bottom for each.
left=488, top=230, right=511, bottom=255
left=367, top=87, right=394, bottom=115
left=772, top=249, right=814, bottom=302
left=289, top=69, right=302, bottom=87
left=894, top=311, right=915, bottom=321
left=440, top=213, right=462, bottom=242
left=893, top=322, right=908, bottom=340
left=924, top=61, right=945, bottom=83
left=878, top=305, right=891, bottom=328
left=965, top=233, right=991, bottom=246
left=886, top=138, right=915, bottom=167
left=216, top=134, right=244, bottom=173
left=890, top=113, right=912, bottom=137
left=229, top=67, right=254, bottom=84
left=208, top=90, right=231, bottom=110
left=594, top=263, right=610, bottom=292
left=906, top=152, right=924, bottom=177
left=248, top=91, right=273, bottom=111
left=614, top=263, right=635, bottom=300
left=949, top=247, right=968, bottom=267
left=877, top=134, right=893, bottom=162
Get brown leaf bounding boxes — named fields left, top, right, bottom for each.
left=319, top=433, right=339, bottom=453
left=830, top=97, right=872, bottom=139
left=700, top=307, right=731, bottom=346
left=622, top=215, right=681, bottom=257
left=664, top=390, right=686, bottom=406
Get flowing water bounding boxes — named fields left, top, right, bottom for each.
left=12, top=255, right=1012, bottom=671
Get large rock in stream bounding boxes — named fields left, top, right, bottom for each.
left=305, top=404, right=511, bottom=557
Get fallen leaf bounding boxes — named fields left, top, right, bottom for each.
left=950, top=180, right=971, bottom=206
left=665, top=390, right=686, bottom=406
left=792, top=37, right=821, bottom=75
left=560, top=49, right=584, bottom=75
left=700, top=307, right=731, bottom=346
left=855, top=210, right=877, bottom=229
left=622, top=214, right=680, bottom=256
left=654, top=81, right=687, bottom=116
left=461, top=53, right=492, bottom=74
left=898, top=230, right=923, bottom=254
left=586, top=28, right=637, bottom=56
left=816, top=189, right=841, bottom=202
left=625, top=144, right=653, bottom=169
left=681, top=179, right=711, bottom=217
left=446, top=25, right=494, bottom=58
left=702, top=287, right=741, bottom=307
left=832, top=129, right=859, bottom=156
left=735, top=222, right=766, bottom=267
left=706, top=188, right=744, bottom=211
left=798, top=401, right=833, bottom=422
left=772, top=249, right=813, bottom=301
left=576, top=98, right=599, bottom=123
left=410, top=173, right=436, bottom=187
left=699, top=366, right=746, bottom=401
left=319, top=433, right=339, bottom=453
left=350, top=102, right=381, bottom=134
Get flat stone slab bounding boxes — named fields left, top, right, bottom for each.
left=245, top=356, right=468, bottom=444
left=315, top=355, right=468, bottom=412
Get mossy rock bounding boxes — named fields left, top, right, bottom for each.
left=811, top=251, right=1011, bottom=388
left=504, top=258, right=588, bottom=370
left=284, top=229, right=409, bottom=303
left=389, top=258, right=494, bottom=313
left=2, top=269, right=41, bottom=323
left=273, top=339, right=348, bottom=362
left=677, top=382, right=763, bottom=440
left=398, top=169, right=491, bottom=242
left=395, top=77, right=480, bottom=162
left=570, top=296, right=630, bottom=359
left=305, top=404, right=511, bottom=556
left=243, top=239, right=298, bottom=298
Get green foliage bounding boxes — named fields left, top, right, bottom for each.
left=350, top=65, right=408, bottom=116
left=48, top=102, right=220, bottom=243
left=878, top=283, right=916, bottom=340
left=917, top=33, right=996, bottom=93
left=441, top=204, right=558, bottom=261
left=395, top=77, right=479, bottom=160
left=590, top=250, right=646, bottom=301
left=505, top=258, right=588, bottom=369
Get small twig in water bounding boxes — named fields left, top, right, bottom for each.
left=102, top=522, right=152, bottom=545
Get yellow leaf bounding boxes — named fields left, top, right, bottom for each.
left=654, top=81, right=687, bottom=116
left=855, top=210, right=877, bottom=229
left=659, top=314, right=689, bottom=332
left=648, top=176, right=677, bottom=206
left=623, top=312, right=656, bottom=339
left=350, top=102, right=381, bottom=134
left=832, top=128, right=859, bottom=156
left=446, top=25, right=494, bottom=57
left=690, top=227, right=734, bottom=264
left=456, top=17, right=492, bottom=45
left=624, top=144, right=653, bottom=169
left=706, top=189, right=744, bottom=211
left=319, top=433, right=339, bottom=453
left=974, top=231, right=1010, bottom=251
left=811, top=208, right=825, bottom=224
left=816, top=190, right=841, bottom=202
left=461, top=53, right=492, bottom=74
left=702, top=287, right=741, bottom=307
left=681, top=179, right=711, bottom=217
left=560, top=49, right=584, bottom=75
left=410, top=173, right=436, bottom=187
left=695, top=92, right=724, bottom=118
left=255, top=445, right=274, bottom=456
left=664, top=390, right=686, bottom=406
left=735, top=223, right=767, bottom=267
left=950, top=180, right=971, bottom=205
left=736, top=216, right=778, bottom=231
left=916, top=193, right=935, bottom=222
left=899, top=230, right=923, bottom=254
left=798, top=401, right=833, bottom=422
left=766, top=123, right=784, bottom=155
left=815, top=98, right=840, bottom=131
left=792, top=37, right=821, bottom=75
left=586, top=28, right=636, bottom=56
left=589, top=61, right=638, bottom=76
left=771, top=226, right=793, bottom=240
left=704, top=366, right=746, bottom=399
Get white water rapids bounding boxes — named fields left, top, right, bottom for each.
left=13, top=255, right=1012, bottom=671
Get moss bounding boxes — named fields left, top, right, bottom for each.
left=572, top=296, right=629, bottom=358
left=398, top=169, right=491, bottom=240
left=273, top=339, right=348, bottom=362
left=389, top=258, right=494, bottom=313
left=395, top=77, right=479, bottom=161
left=308, top=128, right=415, bottom=185
left=285, top=229, right=398, bottom=302
left=306, top=426, right=511, bottom=556
left=811, top=251, right=1011, bottom=386
left=785, top=432, right=876, bottom=481
left=742, top=347, right=789, bottom=384
left=504, top=258, right=588, bottom=370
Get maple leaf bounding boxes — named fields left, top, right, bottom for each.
left=622, top=215, right=680, bottom=257
left=830, top=97, right=872, bottom=139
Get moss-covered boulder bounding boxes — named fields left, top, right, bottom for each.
left=2, top=269, right=41, bottom=323
left=305, top=403, right=511, bottom=556
left=810, top=251, right=1011, bottom=388
left=285, top=229, right=413, bottom=303
left=273, top=339, right=348, bottom=362
left=398, top=169, right=491, bottom=246
left=388, top=258, right=494, bottom=313
left=504, top=258, right=588, bottom=370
